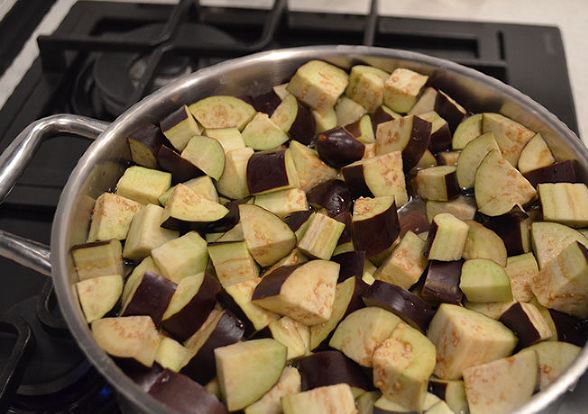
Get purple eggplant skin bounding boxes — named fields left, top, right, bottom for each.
left=421, top=260, right=464, bottom=305
left=549, top=309, right=588, bottom=347
left=370, top=107, right=394, bottom=134
left=250, top=90, right=282, bottom=116
left=444, top=169, right=461, bottom=200
left=181, top=310, right=245, bottom=385
left=252, top=265, right=302, bottom=300
left=149, top=369, right=229, bottom=414
left=118, top=360, right=164, bottom=391
left=307, top=179, right=352, bottom=216
left=290, top=101, right=316, bottom=146
left=333, top=211, right=353, bottom=244
left=217, top=290, right=256, bottom=337
left=297, top=351, right=372, bottom=392
left=402, top=116, right=432, bottom=172
left=247, top=149, right=290, bottom=194
left=429, top=123, right=452, bottom=154
left=435, top=90, right=466, bottom=133
left=122, top=271, right=177, bottom=326
left=206, top=198, right=248, bottom=233
left=352, top=201, right=400, bottom=258
left=128, top=124, right=166, bottom=169
left=423, top=220, right=439, bottom=258
left=341, top=163, right=374, bottom=200
left=315, top=127, right=366, bottom=169
left=523, top=160, right=578, bottom=188
left=332, top=251, right=366, bottom=282
left=398, top=207, right=430, bottom=238
left=475, top=206, right=529, bottom=256
left=500, top=303, right=544, bottom=349
left=363, top=280, right=436, bottom=332
left=157, top=145, right=204, bottom=184
left=284, top=210, right=313, bottom=232
left=162, top=273, right=221, bottom=341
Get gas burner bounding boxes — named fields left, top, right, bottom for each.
left=70, top=23, right=233, bottom=118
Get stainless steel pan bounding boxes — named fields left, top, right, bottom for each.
left=0, top=45, right=586, bottom=414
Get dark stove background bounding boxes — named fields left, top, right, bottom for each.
left=0, top=0, right=579, bottom=412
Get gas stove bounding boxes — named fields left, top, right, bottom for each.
left=0, top=0, right=581, bottom=412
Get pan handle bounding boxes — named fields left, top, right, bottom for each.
left=0, top=115, right=109, bottom=276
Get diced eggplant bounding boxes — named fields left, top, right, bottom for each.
left=463, top=300, right=515, bottom=320
left=397, top=202, right=430, bottom=238
left=222, top=278, right=279, bottom=332
left=455, top=132, right=500, bottom=189
left=428, top=378, right=468, bottom=414
left=215, top=339, right=287, bottom=411
left=297, top=213, right=345, bottom=260
left=518, top=133, right=555, bottom=173
left=128, top=124, right=166, bottom=169
left=160, top=176, right=219, bottom=206
left=265, top=316, right=310, bottom=360
left=531, top=221, right=588, bottom=268
left=408, top=86, right=437, bottom=116
left=435, top=150, right=460, bottom=166
left=216, top=147, right=254, bottom=200
left=239, top=204, right=297, bottom=266
left=524, top=159, right=578, bottom=187
left=347, top=114, right=375, bottom=144
left=425, top=213, right=469, bottom=261
left=161, top=273, right=221, bottom=341
left=72, top=239, right=124, bottom=280
left=315, top=127, right=365, bottom=168
left=208, top=241, right=259, bottom=288
left=332, top=250, right=366, bottom=281
left=309, top=276, right=365, bottom=350
left=151, top=231, right=209, bottom=283
left=532, top=241, right=588, bottom=318
left=122, top=256, right=160, bottom=303
left=250, top=89, right=282, bottom=116
left=204, top=127, right=246, bottom=153
left=363, top=280, right=435, bottom=332
left=242, top=112, right=290, bottom=150
left=284, top=210, right=314, bottom=237
left=434, top=90, right=467, bottom=133
left=160, top=105, right=202, bottom=152
left=452, top=113, right=482, bottom=150
left=92, top=316, right=161, bottom=367
left=383, top=68, right=429, bottom=113
left=376, top=115, right=432, bottom=171
left=335, top=96, right=368, bottom=127
left=418, top=111, right=451, bottom=153
left=298, top=351, right=371, bottom=395
left=148, top=370, right=228, bottom=414
left=499, top=302, right=553, bottom=347
left=371, top=105, right=401, bottom=131
left=189, top=95, right=256, bottom=130
left=212, top=222, right=244, bottom=243
left=157, top=145, right=203, bottom=184
left=415, top=166, right=460, bottom=201
left=122, top=271, right=176, bottom=325
left=342, top=151, right=408, bottom=205
left=421, top=260, right=464, bottom=305
left=425, top=195, right=477, bottom=223
left=255, top=188, right=308, bottom=218
left=463, top=220, right=507, bottom=266
left=428, top=304, right=517, bottom=381
left=346, top=65, right=389, bottom=113
left=475, top=150, right=536, bottom=216
left=116, top=166, right=172, bottom=205
left=286, top=60, right=349, bottom=111
left=244, top=367, right=301, bottom=414
left=182, top=309, right=245, bottom=384
left=330, top=306, right=400, bottom=367
left=270, top=94, right=316, bottom=146
left=288, top=140, right=337, bottom=192
left=352, top=196, right=400, bottom=258
left=312, top=107, right=337, bottom=133
left=76, top=274, right=123, bottom=323
left=505, top=253, right=538, bottom=302
left=476, top=205, right=531, bottom=256
left=539, top=183, right=588, bottom=227
left=247, top=149, right=299, bottom=195
left=459, top=259, right=512, bottom=303
left=548, top=309, right=588, bottom=346
left=372, top=323, right=436, bottom=411
left=482, top=112, right=535, bottom=166
left=252, top=260, right=339, bottom=325
left=526, top=341, right=582, bottom=390
left=374, top=231, right=427, bottom=289
left=181, top=135, right=225, bottom=180
left=282, top=384, right=356, bottom=414
left=122, top=362, right=164, bottom=392
left=87, top=193, right=141, bottom=242
left=307, top=179, right=352, bottom=216
left=155, top=337, right=190, bottom=373
left=462, top=351, right=537, bottom=414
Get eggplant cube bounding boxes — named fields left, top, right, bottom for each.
left=288, top=140, right=337, bottom=192
left=127, top=124, right=165, bottom=169
left=123, top=204, right=179, bottom=260
left=531, top=221, right=588, bottom=269
left=539, top=183, right=588, bottom=227
left=217, top=147, right=254, bottom=200
left=345, top=65, right=389, bottom=113
left=518, top=133, right=555, bottom=174
left=181, top=135, right=226, bottom=180
left=532, top=241, right=588, bottom=318
left=482, top=112, right=535, bottom=166
left=425, top=213, right=469, bottom=261
left=204, top=127, right=245, bottom=153
left=159, top=176, right=219, bottom=206
left=154, top=337, right=190, bottom=373
left=427, top=304, right=517, bottom=380
left=254, top=188, right=308, bottom=218
left=116, top=166, right=172, bottom=205
left=416, top=166, right=460, bottom=202
left=244, top=367, right=301, bottom=414
left=297, top=213, right=345, bottom=260
left=422, top=260, right=464, bottom=305
left=151, top=231, right=209, bottom=283
left=76, top=274, right=123, bottom=323
left=499, top=302, right=553, bottom=347
left=452, top=113, right=482, bottom=150
left=505, top=253, right=538, bottom=302
left=252, top=260, right=339, bottom=325
left=122, top=256, right=160, bottom=303
left=374, top=230, right=427, bottom=289
left=282, top=384, right=356, bottom=414
left=224, top=278, right=279, bottom=331
left=122, top=271, right=177, bottom=325
left=351, top=196, right=400, bottom=258
left=247, top=149, right=299, bottom=195
left=463, top=220, right=507, bottom=267
left=526, top=341, right=582, bottom=390
left=242, top=112, right=289, bottom=150
left=188, top=95, right=255, bottom=130
left=373, top=323, right=436, bottom=411
left=208, top=241, right=259, bottom=288
left=160, top=184, right=228, bottom=230
left=72, top=239, right=124, bottom=280
left=160, top=105, right=201, bottom=152
left=268, top=316, right=310, bottom=360
left=459, top=259, right=512, bottom=303
left=286, top=60, right=349, bottom=111
left=335, top=96, right=367, bottom=127
left=455, top=132, right=500, bottom=190
left=87, top=193, right=141, bottom=242
left=383, top=68, right=429, bottom=113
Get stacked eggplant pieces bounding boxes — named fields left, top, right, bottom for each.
left=71, top=58, right=588, bottom=414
